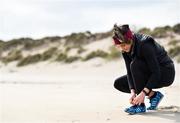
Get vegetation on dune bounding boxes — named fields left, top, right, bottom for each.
left=41, top=36, right=62, bottom=42
left=0, top=40, right=4, bottom=46
left=17, top=54, right=42, bottom=66
left=0, top=23, right=180, bottom=66
left=0, top=36, right=62, bottom=52
left=168, top=39, right=180, bottom=59
left=138, top=26, right=173, bottom=38
left=17, top=47, right=58, bottom=66
left=64, top=32, right=92, bottom=47
left=1, top=50, right=23, bottom=64
left=138, top=28, right=151, bottom=35
left=168, top=45, right=180, bottom=58
left=55, top=53, right=68, bottom=62
left=65, top=56, right=81, bottom=63
left=107, top=46, right=121, bottom=60
left=93, top=31, right=112, bottom=40
left=1, top=38, right=32, bottom=51
left=77, top=46, right=86, bottom=54
left=64, top=46, right=72, bottom=53
left=138, top=25, right=180, bottom=38
left=23, top=39, right=45, bottom=50
left=41, top=47, right=58, bottom=61
left=168, top=39, right=180, bottom=46
left=64, top=30, right=111, bottom=47
left=173, top=23, right=180, bottom=34
left=82, top=50, right=109, bottom=61
left=177, top=56, right=180, bottom=63
left=150, top=26, right=172, bottom=38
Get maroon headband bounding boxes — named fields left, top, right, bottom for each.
left=113, top=30, right=133, bottom=45
left=124, top=30, right=133, bottom=41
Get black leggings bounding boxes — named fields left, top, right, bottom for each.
left=114, top=59, right=175, bottom=94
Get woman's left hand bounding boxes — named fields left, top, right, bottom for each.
left=132, top=91, right=145, bottom=105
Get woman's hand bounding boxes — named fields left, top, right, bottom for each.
left=129, top=89, right=136, bottom=105
left=132, top=91, right=145, bottom=105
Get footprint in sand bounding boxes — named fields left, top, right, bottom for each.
left=158, top=106, right=180, bottom=113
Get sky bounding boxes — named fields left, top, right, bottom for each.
left=0, top=0, right=180, bottom=41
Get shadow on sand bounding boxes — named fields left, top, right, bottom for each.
left=140, top=106, right=180, bottom=123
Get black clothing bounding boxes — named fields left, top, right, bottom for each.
left=114, top=33, right=175, bottom=93
left=114, top=60, right=175, bottom=94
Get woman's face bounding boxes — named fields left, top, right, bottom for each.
left=115, top=43, right=132, bottom=53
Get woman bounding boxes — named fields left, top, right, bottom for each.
left=113, top=24, right=175, bottom=115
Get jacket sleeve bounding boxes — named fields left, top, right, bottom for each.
left=141, top=42, right=161, bottom=90
left=122, top=53, right=135, bottom=90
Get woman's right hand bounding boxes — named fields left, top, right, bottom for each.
left=129, top=89, right=136, bottom=105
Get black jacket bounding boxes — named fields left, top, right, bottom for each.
left=122, top=33, right=173, bottom=90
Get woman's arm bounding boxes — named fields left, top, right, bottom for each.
left=122, top=53, right=135, bottom=90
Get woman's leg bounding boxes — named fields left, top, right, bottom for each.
left=129, top=58, right=175, bottom=93
left=114, top=75, right=130, bottom=93
left=147, top=63, right=175, bottom=110
left=114, top=74, right=147, bottom=114
left=128, top=58, right=175, bottom=111
left=159, top=63, right=175, bottom=87
left=148, top=63, right=175, bottom=98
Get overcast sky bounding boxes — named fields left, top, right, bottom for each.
left=0, top=0, right=180, bottom=41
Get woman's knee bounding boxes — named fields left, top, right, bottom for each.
left=113, top=76, right=130, bottom=93
left=114, top=78, right=121, bottom=89
left=164, top=81, right=174, bottom=87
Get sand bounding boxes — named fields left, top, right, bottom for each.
left=0, top=59, right=180, bottom=123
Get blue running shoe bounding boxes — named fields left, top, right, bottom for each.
left=147, top=91, right=164, bottom=110
left=125, top=104, right=146, bottom=115
left=124, top=105, right=137, bottom=112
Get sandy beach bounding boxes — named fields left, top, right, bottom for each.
left=1, top=0, right=180, bottom=122
left=0, top=59, right=180, bottom=123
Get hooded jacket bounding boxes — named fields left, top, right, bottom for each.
left=122, top=33, right=173, bottom=90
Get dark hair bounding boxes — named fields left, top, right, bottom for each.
left=112, top=24, right=133, bottom=44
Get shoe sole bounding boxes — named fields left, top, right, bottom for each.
left=128, top=111, right=146, bottom=115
